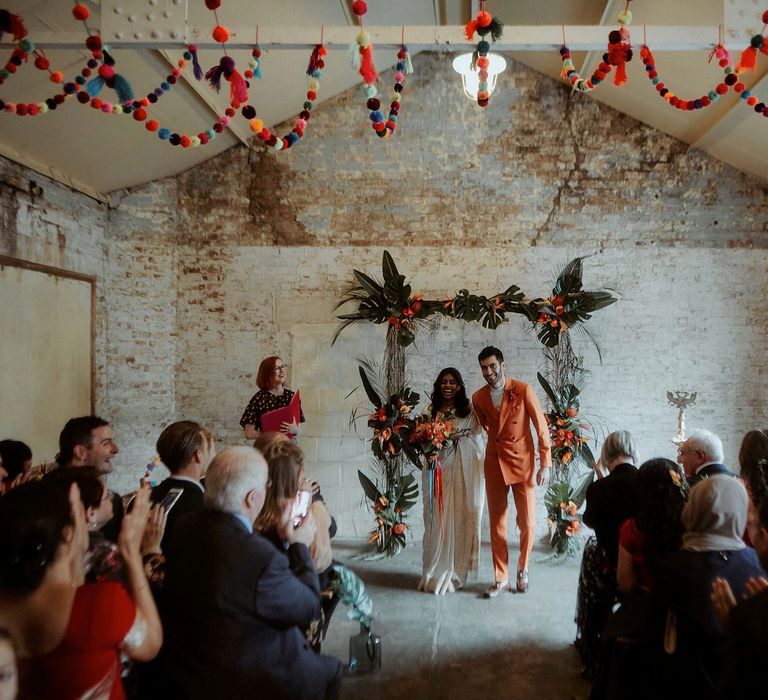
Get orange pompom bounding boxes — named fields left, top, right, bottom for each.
left=72, top=4, right=89, bottom=21
left=476, top=56, right=489, bottom=69
left=50, top=70, right=63, bottom=83
left=212, top=25, right=229, bottom=43
left=476, top=11, right=492, bottom=28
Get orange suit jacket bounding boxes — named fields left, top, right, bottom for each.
left=472, top=377, right=552, bottom=486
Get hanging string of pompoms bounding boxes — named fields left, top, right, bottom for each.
left=464, top=0, right=504, bottom=107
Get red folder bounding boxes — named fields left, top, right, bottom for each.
left=261, top=390, right=301, bottom=434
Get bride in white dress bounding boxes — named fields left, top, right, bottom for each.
left=418, top=367, right=486, bottom=595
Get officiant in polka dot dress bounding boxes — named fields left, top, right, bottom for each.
left=240, top=356, right=305, bottom=440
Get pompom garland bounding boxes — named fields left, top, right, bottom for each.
left=0, top=8, right=28, bottom=40
left=640, top=44, right=731, bottom=111
left=559, top=46, right=613, bottom=93
left=245, top=44, right=327, bottom=151
left=367, top=44, right=411, bottom=138
left=464, top=1, right=504, bottom=107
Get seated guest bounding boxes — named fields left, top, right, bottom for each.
left=713, top=496, right=768, bottom=698
left=678, top=429, right=735, bottom=490
left=254, top=437, right=337, bottom=648
left=161, top=446, right=342, bottom=700
left=0, top=628, right=18, bottom=700
left=617, top=458, right=688, bottom=595
left=660, top=475, right=764, bottom=696
left=0, top=479, right=162, bottom=699
left=736, top=429, right=768, bottom=546
left=0, top=440, right=32, bottom=492
left=576, top=430, right=639, bottom=677
left=591, top=458, right=688, bottom=700
left=55, top=416, right=124, bottom=542
left=152, top=421, right=214, bottom=549
left=737, top=429, right=768, bottom=506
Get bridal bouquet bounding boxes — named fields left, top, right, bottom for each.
left=410, top=415, right=459, bottom=469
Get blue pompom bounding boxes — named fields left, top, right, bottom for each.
left=161, top=82, right=170, bottom=91
left=158, top=128, right=171, bottom=139
left=370, top=110, right=384, bottom=123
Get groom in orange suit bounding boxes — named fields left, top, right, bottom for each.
left=472, top=346, right=551, bottom=597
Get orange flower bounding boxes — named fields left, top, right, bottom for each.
left=562, top=450, right=573, bottom=463
left=379, top=428, right=392, bottom=441
left=376, top=495, right=389, bottom=509
left=565, top=501, right=578, bottom=516
left=393, top=523, right=406, bottom=535
left=399, top=404, right=411, bottom=415
left=368, top=531, right=380, bottom=543
left=566, top=407, right=578, bottom=417
left=538, top=312, right=549, bottom=324
left=402, top=307, right=415, bottom=318
left=388, top=315, right=400, bottom=327
left=550, top=320, right=559, bottom=328
left=556, top=418, right=565, bottom=426
left=555, top=305, right=564, bottom=315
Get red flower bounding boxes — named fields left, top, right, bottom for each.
left=388, top=315, right=400, bottom=327
left=393, top=523, right=406, bottom=535
left=402, top=307, right=415, bottom=318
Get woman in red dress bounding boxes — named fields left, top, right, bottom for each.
left=0, top=479, right=162, bottom=699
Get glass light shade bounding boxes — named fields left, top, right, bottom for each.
left=452, top=53, right=507, bottom=100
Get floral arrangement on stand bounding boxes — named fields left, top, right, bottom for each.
left=355, top=365, right=421, bottom=558
left=543, top=471, right=593, bottom=560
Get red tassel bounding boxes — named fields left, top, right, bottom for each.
left=614, top=61, right=627, bottom=86
left=10, top=13, right=28, bottom=40
left=464, top=19, right=478, bottom=41
left=359, top=44, right=377, bottom=84
left=229, top=68, right=248, bottom=104
left=739, top=46, right=757, bottom=71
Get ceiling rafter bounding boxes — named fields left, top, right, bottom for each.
left=2, top=25, right=733, bottom=51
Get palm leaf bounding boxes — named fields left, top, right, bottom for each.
left=353, top=270, right=384, bottom=300
left=358, top=470, right=381, bottom=502
left=553, top=257, right=585, bottom=296
left=381, top=250, right=400, bottom=285
left=571, top=469, right=595, bottom=506
left=537, top=372, right=560, bottom=408
left=358, top=366, right=382, bottom=409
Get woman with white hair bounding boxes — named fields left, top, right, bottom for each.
left=575, top=430, right=639, bottom=678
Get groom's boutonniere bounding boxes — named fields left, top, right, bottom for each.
left=508, top=386, right=519, bottom=405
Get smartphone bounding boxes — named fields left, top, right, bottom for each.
left=290, top=489, right=311, bottom=528
left=160, top=487, right=184, bottom=513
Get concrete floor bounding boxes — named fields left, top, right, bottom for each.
left=323, top=537, right=592, bottom=700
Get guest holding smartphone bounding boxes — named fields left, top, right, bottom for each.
left=254, top=438, right=337, bottom=650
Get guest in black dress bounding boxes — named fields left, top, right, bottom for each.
left=240, top=356, right=305, bottom=440
left=575, top=430, right=639, bottom=677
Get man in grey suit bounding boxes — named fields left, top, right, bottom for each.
left=161, top=446, right=342, bottom=699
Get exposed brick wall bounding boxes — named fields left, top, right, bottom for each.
left=2, top=53, right=768, bottom=545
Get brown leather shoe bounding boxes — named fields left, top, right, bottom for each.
left=483, top=580, right=510, bottom=598
left=516, top=570, right=529, bottom=593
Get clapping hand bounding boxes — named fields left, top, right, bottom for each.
left=120, top=487, right=151, bottom=563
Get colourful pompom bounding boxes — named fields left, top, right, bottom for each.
left=205, top=0, right=221, bottom=9
left=50, top=70, right=63, bottom=83
left=352, top=0, right=367, bottom=16
left=72, top=4, right=89, bottom=21
left=212, top=25, right=229, bottom=43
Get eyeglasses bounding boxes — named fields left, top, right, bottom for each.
left=274, top=365, right=288, bottom=372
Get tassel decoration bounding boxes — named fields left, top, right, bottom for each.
left=347, top=42, right=361, bottom=70
left=607, top=27, right=632, bottom=87
left=102, top=49, right=116, bottom=67
left=359, top=44, right=377, bottom=84
left=189, top=45, right=203, bottom=80
left=205, top=56, right=248, bottom=104
left=464, top=19, right=478, bottom=41
left=307, top=44, right=326, bottom=76
left=112, top=73, right=134, bottom=103
left=0, top=9, right=28, bottom=40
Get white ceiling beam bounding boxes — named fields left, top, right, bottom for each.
left=3, top=25, right=733, bottom=51
left=156, top=50, right=252, bottom=147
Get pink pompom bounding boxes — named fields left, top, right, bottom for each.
left=395, top=72, right=404, bottom=82
left=98, top=65, right=115, bottom=80
left=219, top=115, right=230, bottom=125
left=101, top=102, right=112, bottom=112
left=296, top=118, right=307, bottom=129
